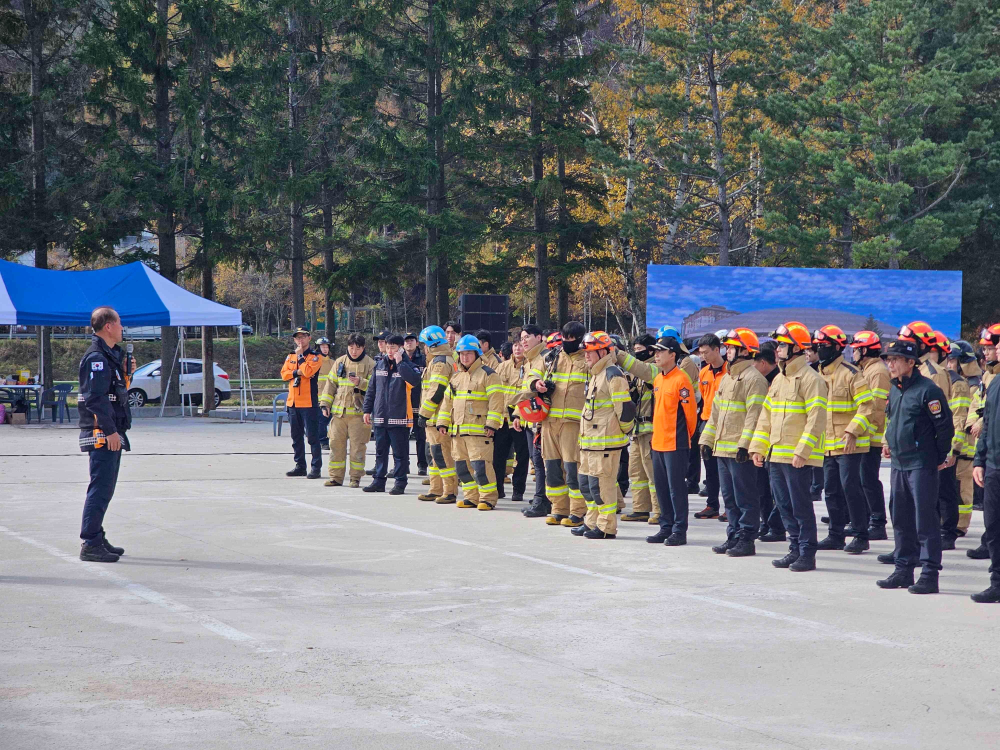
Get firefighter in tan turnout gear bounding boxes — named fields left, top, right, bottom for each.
left=848, top=331, right=891, bottom=540
left=436, top=334, right=507, bottom=510
left=320, top=333, right=375, bottom=488
left=618, top=334, right=660, bottom=525
left=415, top=326, right=459, bottom=504
left=567, top=332, right=635, bottom=539
left=947, top=340, right=979, bottom=535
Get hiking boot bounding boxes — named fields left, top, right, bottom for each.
left=646, top=532, right=670, bottom=544
left=772, top=550, right=800, bottom=568
left=648, top=514, right=660, bottom=525
left=941, top=537, right=956, bottom=551
left=712, top=537, right=735, bottom=554
left=477, top=502, right=495, bottom=511
left=561, top=515, right=585, bottom=528
left=286, top=466, right=307, bottom=477
left=877, top=569, right=915, bottom=589
left=665, top=533, right=687, bottom=546
left=435, top=494, right=457, bottom=504
left=571, top=524, right=591, bottom=537
left=726, top=538, right=756, bottom=557
left=971, top=586, right=1000, bottom=603
left=511, top=493, right=525, bottom=502
left=789, top=555, right=816, bottom=572
left=584, top=527, right=616, bottom=539
left=693, top=506, right=719, bottom=519
left=545, top=514, right=568, bottom=526
left=622, top=512, right=649, bottom=522
left=908, top=574, right=939, bottom=595
left=101, top=535, right=124, bottom=556
left=324, top=479, right=342, bottom=487
left=80, top=543, right=119, bottom=563
left=844, top=537, right=870, bottom=555
left=417, top=492, right=439, bottom=502
left=816, top=536, right=846, bottom=551
left=877, top=552, right=896, bottom=565
left=306, top=470, right=321, bottom=479
left=363, top=483, right=386, bottom=493
left=868, top=526, right=888, bottom=541
left=388, top=485, right=405, bottom=496
left=968, top=544, right=989, bottom=559
left=457, top=498, right=478, bottom=508
left=349, top=479, right=361, bottom=488
left=759, top=530, right=786, bottom=543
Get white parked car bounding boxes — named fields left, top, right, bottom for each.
left=128, top=359, right=232, bottom=408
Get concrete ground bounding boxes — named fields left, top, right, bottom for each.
left=1, top=418, right=998, bottom=750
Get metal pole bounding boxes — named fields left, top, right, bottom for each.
left=239, top=326, right=246, bottom=423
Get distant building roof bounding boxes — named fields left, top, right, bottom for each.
left=681, top=305, right=741, bottom=336
left=684, top=307, right=897, bottom=339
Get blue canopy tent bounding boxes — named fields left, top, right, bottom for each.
left=0, top=260, right=248, bottom=419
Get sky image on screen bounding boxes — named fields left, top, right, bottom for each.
left=646, top=265, right=963, bottom=341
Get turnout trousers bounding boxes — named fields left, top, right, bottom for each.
left=628, top=432, right=658, bottom=515
left=328, top=414, right=371, bottom=482
left=580, top=449, right=622, bottom=535
left=891, top=467, right=942, bottom=576
left=426, top=426, right=458, bottom=497
left=452, top=434, right=498, bottom=507
left=957, top=458, right=974, bottom=533
left=542, top=418, right=584, bottom=517
left=769, top=462, right=818, bottom=559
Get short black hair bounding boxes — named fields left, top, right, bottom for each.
left=522, top=324, right=543, bottom=337
left=562, top=321, right=586, bottom=340
left=758, top=340, right=777, bottom=365
left=698, top=334, right=721, bottom=350
left=475, top=329, right=492, bottom=346
left=634, top=333, right=656, bottom=348
left=347, top=333, right=366, bottom=348
left=386, top=334, right=404, bottom=346
left=444, top=320, right=462, bottom=334
left=499, top=342, right=513, bottom=360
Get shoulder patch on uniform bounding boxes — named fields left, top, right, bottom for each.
left=605, top=365, right=624, bottom=379
left=928, top=399, right=942, bottom=415
left=91, top=361, right=103, bottom=371
left=680, top=387, right=691, bottom=398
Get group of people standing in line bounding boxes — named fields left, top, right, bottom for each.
left=279, top=316, right=1000, bottom=603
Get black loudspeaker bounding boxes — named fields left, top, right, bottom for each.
left=459, top=294, right=510, bottom=348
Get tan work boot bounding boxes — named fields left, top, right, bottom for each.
left=349, top=478, right=360, bottom=488
left=435, top=494, right=457, bottom=504
left=648, top=514, right=660, bottom=525
left=417, top=492, right=439, bottom=502
left=324, top=479, right=342, bottom=487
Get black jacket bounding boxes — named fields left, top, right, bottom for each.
left=974, top=375, right=1000, bottom=470
left=77, top=336, right=132, bottom=452
left=363, top=355, right=421, bottom=427
left=885, top=369, right=953, bottom=471
left=404, top=350, right=427, bottom=408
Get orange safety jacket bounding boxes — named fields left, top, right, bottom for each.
left=652, top=365, right=698, bottom=452
left=281, top=349, right=323, bottom=407
left=699, top=362, right=728, bottom=421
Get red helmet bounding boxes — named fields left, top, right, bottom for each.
left=582, top=331, right=613, bottom=351
left=721, top=327, right=760, bottom=354
left=771, top=321, right=812, bottom=350
left=850, top=330, right=882, bottom=351
left=979, top=324, right=1000, bottom=346
left=813, top=324, right=849, bottom=349
left=545, top=332, right=563, bottom=349
left=932, top=330, right=951, bottom=355
left=516, top=395, right=551, bottom=424
left=899, top=321, right=936, bottom=347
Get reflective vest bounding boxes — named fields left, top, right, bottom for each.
left=749, top=354, right=828, bottom=466
left=819, top=355, right=875, bottom=455
left=578, top=354, right=633, bottom=451
left=436, top=356, right=506, bottom=436
left=699, top=359, right=768, bottom=458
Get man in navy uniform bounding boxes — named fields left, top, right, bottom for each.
left=77, top=307, right=133, bottom=563
left=877, top=336, right=954, bottom=595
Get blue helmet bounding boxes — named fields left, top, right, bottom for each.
left=455, top=334, right=483, bottom=355
left=419, top=325, right=447, bottom=348
left=656, top=325, right=690, bottom=354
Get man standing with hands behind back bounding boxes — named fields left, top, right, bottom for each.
left=78, top=306, right=133, bottom=562
left=282, top=327, right=324, bottom=479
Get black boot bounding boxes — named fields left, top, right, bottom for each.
left=842, top=523, right=860, bottom=537
left=511, top=492, right=524, bottom=502
left=908, top=574, right=939, bottom=595
left=665, top=532, right=687, bottom=546
left=363, top=482, right=386, bottom=493
left=307, top=470, right=321, bottom=479
left=940, top=536, right=956, bottom=551
left=571, top=524, right=591, bottom=537
left=388, top=484, right=405, bottom=495
left=286, top=466, right=307, bottom=477
left=789, top=555, right=816, bottom=572
left=816, top=535, right=846, bottom=551
left=522, top=499, right=551, bottom=518
left=971, top=586, right=1000, bottom=603
left=712, top=537, right=735, bottom=554
left=646, top=532, right=670, bottom=544
left=844, top=537, right=870, bottom=555
left=583, top=527, right=616, bottom=539
left=759, top=529, right=786, bottom=543
left=772, top=546, right=800, bottom=568
left=877, top=568, right=915, bottom=589
left=868, top=526, right=888, bottom=541
left=80, top=543, right=119, bottom=563
left=102, top=534, right=124, bottom=556
left=726, top=538, right=756, bottom=557
left=967, top=544, right=989, bottom=559
left=877, top=552, right=896, bottom=565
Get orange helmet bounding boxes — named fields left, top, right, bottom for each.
left=979, top=324, right=1000, bottom=346
left=850, top=330, right=882, bottom=351
left=898, top=321, right=936, bottom=347
left=932, top=330, right=951, bottom=355
left=516, top=394, right=551, bottom=423
left=545, top=331, right=563, bottom=349
left=582, top=331, right=613, bottom=351
left=813, top=324, right=849, bottom=349
left=721, top=327, right=760, bottom=354
left=770, top=321, right=812, bottom=350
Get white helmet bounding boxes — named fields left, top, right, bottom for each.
left=715, top=329, right=729, bottom=358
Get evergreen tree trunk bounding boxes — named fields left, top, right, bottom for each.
left=529, top=29, right=549, bottom=328
left=201, top=253, right=214, bottom=415
left=556, top=150, right=569, bottom=327
left=288, top=9, right=305, bottom=329
left=322, top=198, right=336, bottom=350
left=425, top=3, right=440, bottom=326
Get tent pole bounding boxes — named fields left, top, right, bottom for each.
left=159, top=334, right=182, bottom=418
left=180, top=327, right=186, bottom=418
left=239, top=327, right=246, bottom=423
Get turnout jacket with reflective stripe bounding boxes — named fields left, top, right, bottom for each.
left=699, top=359, right=767, bottom=458
left=948, top=369, right=972, bottom=457
left=417, top=344, right=454, bottom=421
left=436, top=356, right=506, bottom=436
left=526, top=348, right=589, bottom=422
left=651, top=365, right=698, bottom=452
left=967, top=361, right=999, bottom=435
left=749, top=354, right=828, bottom=467
left=579, top=354, right=634, bottom=451
left=974, top=374, right=1000, bottom=470
left=919, top=355, right=951, bottom=402
left=495, top=356, right=526, bottom=425
left=858, top=356, right=890, bottom=446
left=319, top=353, right=374, bottom=417
left=819, top=355, right=875, bottom=455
